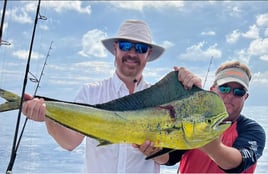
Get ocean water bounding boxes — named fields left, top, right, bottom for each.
left=0, top=106, right=267, bottom=173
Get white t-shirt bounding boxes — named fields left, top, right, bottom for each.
left=75, top=73, right=160, bottom=173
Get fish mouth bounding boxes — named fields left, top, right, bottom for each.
left=219, top=120, right=232, bottom=126
left=212, top=113, right=232, bottom=129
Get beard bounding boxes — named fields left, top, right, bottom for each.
left=115, top=55, right=145, bottom=79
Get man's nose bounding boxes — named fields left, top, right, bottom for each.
left=128, top=47, right=138, bottom=55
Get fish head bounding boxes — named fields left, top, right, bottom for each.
left=177, top=91, right=231, bottom=149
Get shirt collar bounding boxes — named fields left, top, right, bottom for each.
left=112, top=72, right=148, bottom=95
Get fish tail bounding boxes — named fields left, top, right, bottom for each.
left=0, top=88, right=21, bottom=112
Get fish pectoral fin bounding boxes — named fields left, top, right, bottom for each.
left=145, top=148, right=175, bottom=160
left=97, top=139, right=113, bottom=146
left=162, top=127, right=181, bottom=134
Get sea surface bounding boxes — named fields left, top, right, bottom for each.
left=0, top=106, right=267, bottom=173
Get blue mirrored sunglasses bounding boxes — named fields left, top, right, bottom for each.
left=218, top=85, right=246, bottom=97
left=118, top=40, right=150, bottom=54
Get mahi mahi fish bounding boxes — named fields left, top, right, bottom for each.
left=0, top=71, right=230, bottom=151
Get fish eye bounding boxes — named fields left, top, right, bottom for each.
left=206, top=119, right=212, bottom=124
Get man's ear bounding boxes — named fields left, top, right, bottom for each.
left=146, top=48, right=152, bottom=61
left=244, top=93, right=249, bottom=100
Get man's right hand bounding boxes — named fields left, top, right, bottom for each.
left=22, top=93, right=46, bottom=122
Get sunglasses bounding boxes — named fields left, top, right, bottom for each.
left=117, top=40, right=150, bottom=54
left=218, top=85, right=247, bottom=97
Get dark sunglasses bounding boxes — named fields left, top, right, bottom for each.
left=117, top=40, right=150, bottom=54
left=218, top=85, right=247, bottom=97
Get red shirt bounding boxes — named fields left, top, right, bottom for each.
left=179, top=121, right=256, bottom=173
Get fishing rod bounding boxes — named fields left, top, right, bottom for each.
left=0, top=0, right=10, bottom=46
left=203, top=56, right=213, bottom=88
left=13, top=40, right=53, bottom=163
left=0, top=0, right=7, bottom=44
left=6, top=0, right=46, bottom=173
left=30, top=41, right=52, bottom=95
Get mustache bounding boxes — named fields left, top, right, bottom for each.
left=122, top=55, right=140, bottom=63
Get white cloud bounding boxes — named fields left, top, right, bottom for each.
left=179, top=41, right=222, bottom=61
left=109, top=1, right=184, bottom=11
left=233, top=49, right=251, bottom=64
left=201, top=31, right=216, bottom=36
left=226, top=4, right=242, bottom=17
left=231, top=38, right=268, bottom=63
left=43, top=1, right=91, bottom=14
left=5, top=1, right=91, bottom=25
left=12, top=50, right=44, bottom=60
left=226, top=29, right=241, bottom=43
left=24, top=1, right=38, bottom=13
left=6, top=7, right=33, bottom=24
left=78, top=29, right=108, bottom=58
left=252, top=71, right=268, bottom=84
left=248, top=38, right=268, bottom=59
left=242, top=25, right=259, bottom=39
left=260, top=55, right=268, bottom=61
left=231, top=6, right=242, bottom=13
left=256, top=13, right=268, bottom=27
left=161, top=40, right=174, bottom=49
left=226, top=25, right=260, bottom=43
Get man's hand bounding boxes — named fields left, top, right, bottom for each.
left=22, top=93, right=46, bottom=122
left=132, top=140, right=169, bottom=164
left=174, top=66, right=202, bottom=89
left=132, top=140, right=161, bottom=157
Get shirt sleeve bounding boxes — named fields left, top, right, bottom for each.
left=222, top=116, right=266, bottom=173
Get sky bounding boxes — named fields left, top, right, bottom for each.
left=0, top=1, right=268, bottom=107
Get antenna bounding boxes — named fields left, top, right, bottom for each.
left=203, top=56, right=213, bottom=88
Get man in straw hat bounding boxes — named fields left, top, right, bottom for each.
left=22, top=19, right=201, bottom=173
left=163, top=61, right=265, bottom=173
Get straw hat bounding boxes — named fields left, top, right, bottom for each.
left=101, top=19, right=165, bottom=62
